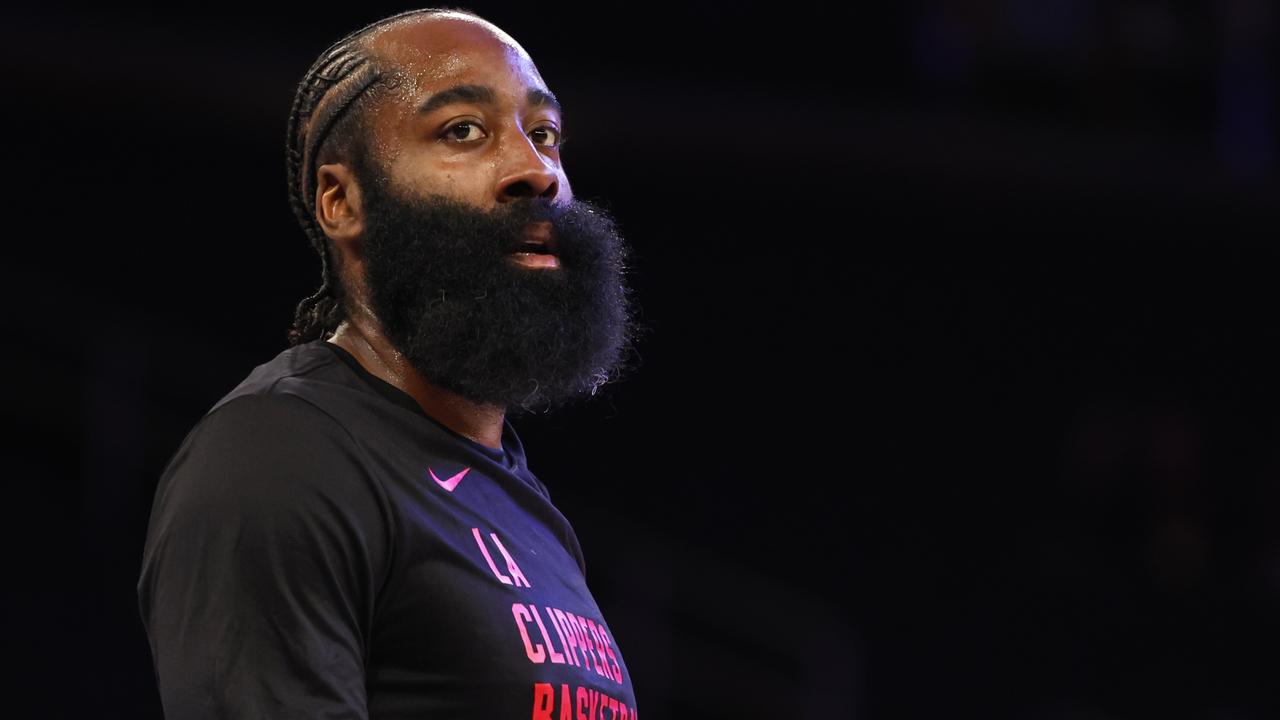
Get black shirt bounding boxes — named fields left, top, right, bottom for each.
left=138, top=340, right=638, bottom=719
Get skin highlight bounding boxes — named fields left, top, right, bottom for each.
left=312, top=13, right=571, bottom=449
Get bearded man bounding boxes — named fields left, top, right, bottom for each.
left=137, top=9, right=638, bottom=719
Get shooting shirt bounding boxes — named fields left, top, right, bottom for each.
left=138, top=340, right=637, bottom=719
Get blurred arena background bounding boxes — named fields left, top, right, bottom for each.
left=3, top=2, right=1277, bottom=717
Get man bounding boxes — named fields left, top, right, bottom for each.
left=137, top=8, right=639, bottom=719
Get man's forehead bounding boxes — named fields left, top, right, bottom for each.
left=363, top=13, right=546, bottom=94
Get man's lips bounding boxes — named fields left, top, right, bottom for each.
left=520, top=221, right=556, bottom=252
left=506, top=221, right=560, bottom=268
left=508, top=252, right=560, bottom=269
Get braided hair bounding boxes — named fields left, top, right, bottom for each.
left=285, top=8, right=466, bottom=345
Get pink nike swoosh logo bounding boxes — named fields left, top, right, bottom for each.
left=429, top=466, right=470, bottom=492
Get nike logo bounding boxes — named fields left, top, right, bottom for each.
left=429, top=466, right=471, bottom=493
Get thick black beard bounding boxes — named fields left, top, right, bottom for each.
left=358, top=179, right=634, bottom=413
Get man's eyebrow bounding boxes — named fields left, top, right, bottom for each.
left=415, top=85, right=563, bottom=117
left=528, top=88, right=562, bottom=114
left=416, top=84, right=497, bottom=115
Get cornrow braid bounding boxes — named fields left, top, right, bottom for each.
left=285, top=7, right=459, bottom=345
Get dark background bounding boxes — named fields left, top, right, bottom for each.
left=4, top=1, right=1278, bottom=718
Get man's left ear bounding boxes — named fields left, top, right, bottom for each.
left=314, top=162, right=365, bottom=247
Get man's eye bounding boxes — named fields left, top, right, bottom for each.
left=529, top=126, right=561, bottom=147
left=443, top=122, right=485, bottom=142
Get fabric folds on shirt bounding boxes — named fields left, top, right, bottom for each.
left=138, top=340, right=637, bottom=720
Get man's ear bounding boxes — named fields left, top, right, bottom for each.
left=315, top=163, right=365, bottom=250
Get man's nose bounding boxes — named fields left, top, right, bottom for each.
left=495, top=137, right=560, bottom=203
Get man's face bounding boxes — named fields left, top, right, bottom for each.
left=363, top=13, right=572, bottom=221
left=343, top=14, right=633, bottom=411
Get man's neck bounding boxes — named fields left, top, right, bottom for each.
left=327, top=321, right=507, bottom=450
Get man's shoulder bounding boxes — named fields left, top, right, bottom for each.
left=210, top=340, right=351, bottom=414
left=173, top=390, right=361, bottom=489
left=168, top=341, right=368, bottom=468
left=158, top=355, right=380, bottom=513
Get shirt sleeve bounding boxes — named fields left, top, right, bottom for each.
left=137, top=393, right=391, bottom=720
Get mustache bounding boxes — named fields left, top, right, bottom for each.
left=395, top=195, right=564, bottom=249
left=382, top=193, right=624, bottom=271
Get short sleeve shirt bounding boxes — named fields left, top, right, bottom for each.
left=137, top=340, right=639, bottom=719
